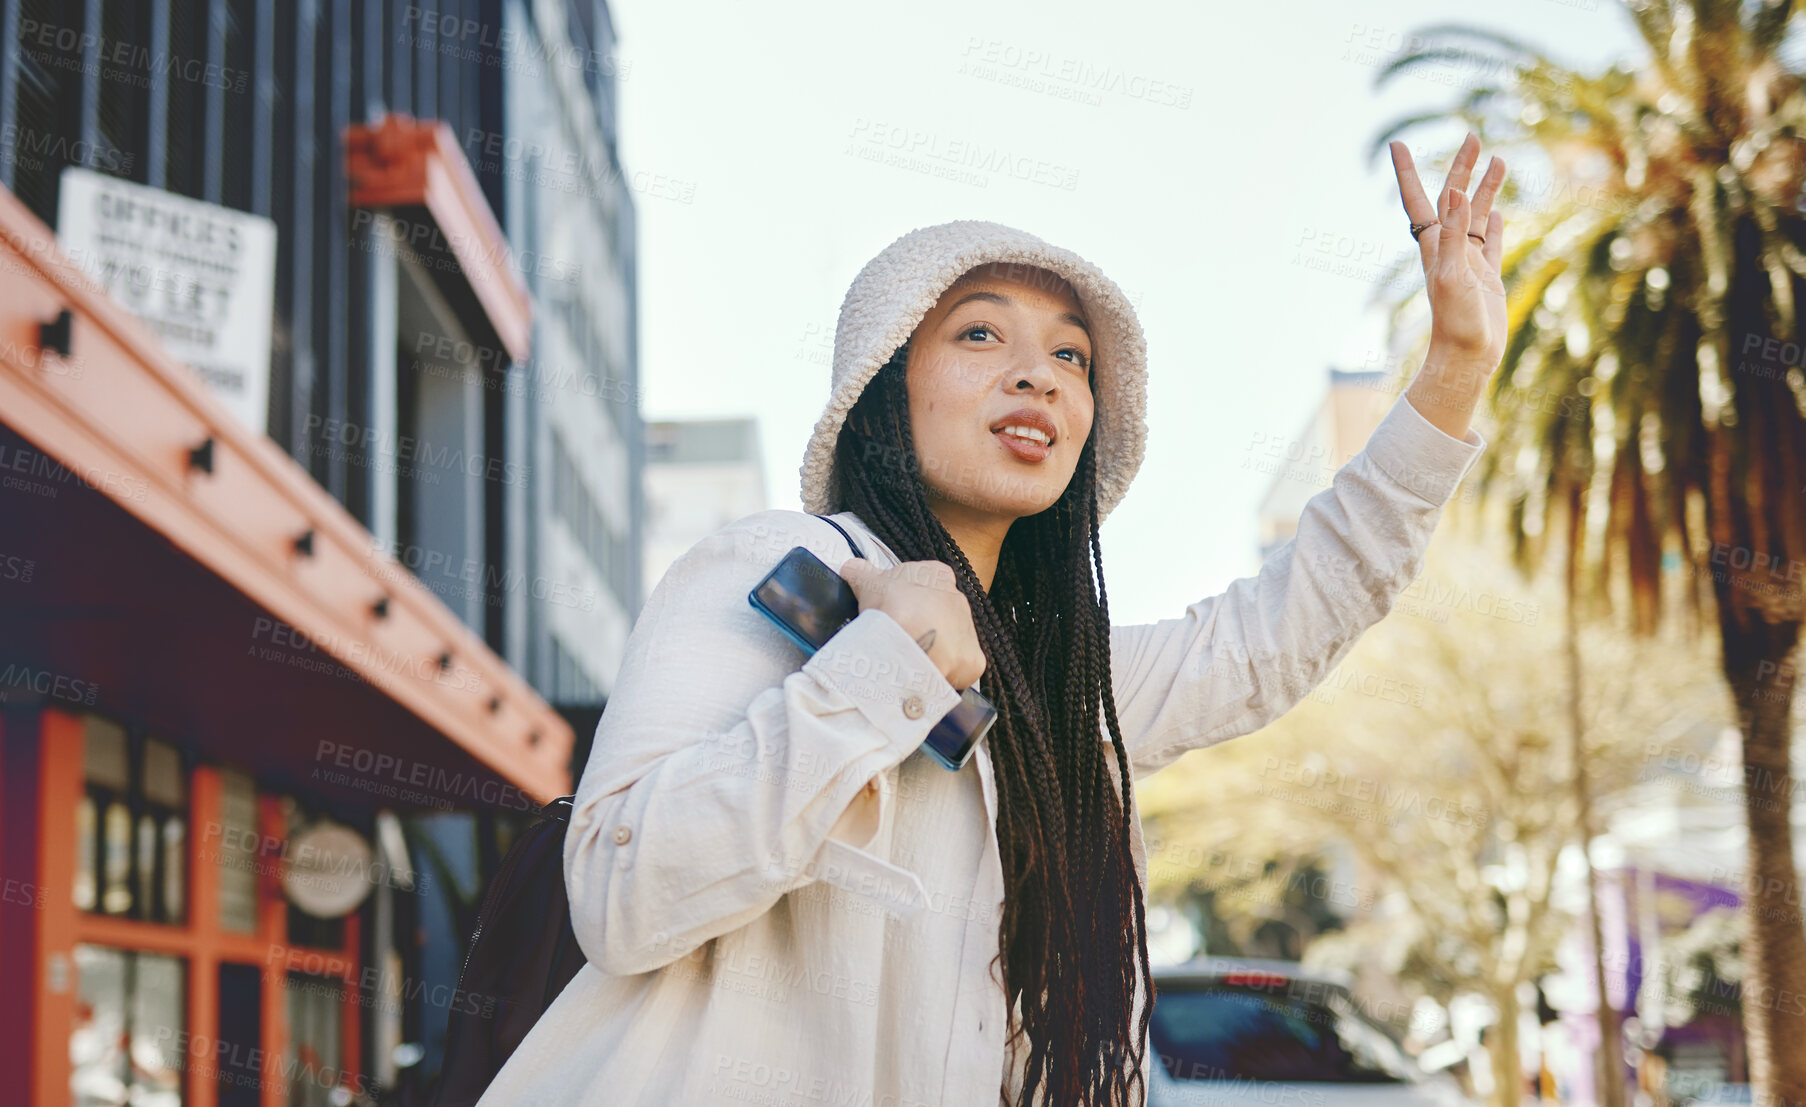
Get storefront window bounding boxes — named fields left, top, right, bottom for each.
left=74, top=794, right=97, bottom=909
left=144, top=734, right=189, bottom=923
left=218, top=768, right=259, bottom=934
left=70, top=944, right=186, bottom=1107
left=162, top=816, right=186, bottom=920
left=103, top=802, right=133, bottom=914
left=76, top=718, right=190, bottom=923
left=144, top=737, right=184, bottom=806
left=136, top=812, right=157, bottom=912
left=287, top=973, right=346, bottom=1107
left=84, top=716, right=130, bottom=789
left=217, top=964, right=264, bottom=1107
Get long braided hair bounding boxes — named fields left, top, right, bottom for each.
left=831, top=341, right=1155, bottom=1107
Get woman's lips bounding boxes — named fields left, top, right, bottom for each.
left=993, top=428, right=1051, bottom=462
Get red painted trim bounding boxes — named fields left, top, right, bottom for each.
left=0, top=708, right=43, bottom=1106
left=188, top=766, right=222, bottom=1107
left=345, top=113, right=534, bottom=363
left=259, top=793, right=288, bottom=1107
left=34, top=709, right=80, bottom=1107
left=339, top=911, right=362, bottom=1100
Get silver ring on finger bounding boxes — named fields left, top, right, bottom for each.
left=1409, top=220, right=1439, bottom=242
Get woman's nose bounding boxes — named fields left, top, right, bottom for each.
left=1008, top=353, right=1059, bottom=393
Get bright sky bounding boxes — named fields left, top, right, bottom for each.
left=610, top=0, right=1644, bottom=625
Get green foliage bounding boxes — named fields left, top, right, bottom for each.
left=1373, top=2, right=1806, bottom=633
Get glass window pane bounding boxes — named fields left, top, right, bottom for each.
left=144, top=737, right=186, bottom=807
left=71, top=945, right=129, bottom=1107
left=96, top=0, right=150, bottom=186
left=102, top=802, right=133, bottom=915
left=217, top=963, right=263, bottom=1107
left=84, top=716, right=129, bottom=791
left=131, top=953, right=186, bottom=1105
left=218, top=769, right=259, bottom=934
left=136, top=813, right=156, bottom=917
left=74, top=796, right=97, bottom=910
left=161, top=816, right=186, bottom=923
left=287, top=973, right=344, bottom=1107
left=70, top=946, right=185, bottom=1106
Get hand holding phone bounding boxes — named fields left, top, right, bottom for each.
left=837, top=557, right=987, bottom=692
left=748, top=546, right=996, bottom=772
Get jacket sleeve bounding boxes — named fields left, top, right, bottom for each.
left=1106, top=393, right=1486, bottom=781
left=564, top=509, right=964, bottom=977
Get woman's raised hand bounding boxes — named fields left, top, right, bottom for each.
left=1388, top=133, right=1509, bottom=374
left=840, top=558, right=987, bottom=692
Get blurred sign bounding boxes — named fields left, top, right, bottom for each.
left=56, top=167, right=277, bottom=435
left=282, top=821, right=376, bottom=918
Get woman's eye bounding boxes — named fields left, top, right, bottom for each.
left=961, top=325, right=1088, bottom=371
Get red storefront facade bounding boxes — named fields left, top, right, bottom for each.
left=0, top=153, right=573, bottom=1107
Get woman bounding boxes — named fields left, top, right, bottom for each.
left=477, top=137, right=1506, bottom=1106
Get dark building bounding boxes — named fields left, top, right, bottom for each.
left=0, top=2, right=638, bottom=1104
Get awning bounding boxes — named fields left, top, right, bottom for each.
left=345, top=112, right=533, bottom=365
left=0, top=182, right=571, bottom=807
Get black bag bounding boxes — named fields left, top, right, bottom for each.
left=431, top=795, right=586, bottom=1106
left=430, top=514, right=865, bottom=1104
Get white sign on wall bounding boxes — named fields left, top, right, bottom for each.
left=282, top=821, right=377, bottom=918
left=56, top=167, right=278, bottom=435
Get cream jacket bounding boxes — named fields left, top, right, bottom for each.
left=475, top=392, right=1485, bottom=1107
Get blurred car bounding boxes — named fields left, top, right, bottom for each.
left=1145, top=956, right=1472, bottom=1107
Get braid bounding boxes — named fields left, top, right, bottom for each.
left=832, top=344, right=1154, bottom=1107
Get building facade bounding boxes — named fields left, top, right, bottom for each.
left=0, top=1, right=637, bottom=1104
left=487, top=0, right=642, bottom=711
left=1252, top=368, right=1396, bottom=562
left=640, top=416, right=766, bottom=599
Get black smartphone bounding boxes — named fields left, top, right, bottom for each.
left=747, top=543, right=861, bottom=654
left=748, top=545, right=997, bottom=772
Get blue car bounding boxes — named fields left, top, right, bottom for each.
left=1145, top=957, right=1474, bottom=1107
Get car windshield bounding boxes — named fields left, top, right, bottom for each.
left=1149, top=980, right=1417, bottom=1084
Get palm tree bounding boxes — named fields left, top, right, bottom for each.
left=1371, top=3, right=1806, bottom=1105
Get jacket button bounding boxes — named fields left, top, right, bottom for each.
left=612, top=825, right=632, bottom=845
left=902, top=695, right=924, bottom=719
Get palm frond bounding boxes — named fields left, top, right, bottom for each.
left=1374, top=0, right=1806, bottom=640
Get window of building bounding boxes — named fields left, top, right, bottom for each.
left=70, top=945, right=186, bottom=1107
left=74, top=717, right=189, bottom=924
left=216, top=962, right=264, bottom=1107
left=287, top=973, right=346, bottom=1107
left=218, top=768, right=260, bottom=934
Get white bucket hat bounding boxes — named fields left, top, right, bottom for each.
left=798, top=219, right=1148, bottom=524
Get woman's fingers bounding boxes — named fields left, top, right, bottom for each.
left=1481, top=207, right=1504, bottom=270
left=1468, top=155, right=1507, bottom=231
left=1436, top=187, right=1471, bottom=280
left=1389, top=141, right=1438, bottom=219
left=1389, top=141, right=1440, bottom=271
left=1393, top=135, right=1506, bottom=284
left=1439, top=132, right=1483, bottom=203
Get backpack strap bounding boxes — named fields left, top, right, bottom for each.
left=811, top=512, right=865, bottom=561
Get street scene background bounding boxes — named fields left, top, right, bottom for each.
left=0, top=2, right=1801, bottom=1106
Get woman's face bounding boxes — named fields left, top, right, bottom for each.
left=905, top=262, right=1095, bottom=523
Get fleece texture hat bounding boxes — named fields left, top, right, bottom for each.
left=799, top=219, right=1148, bottom=524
